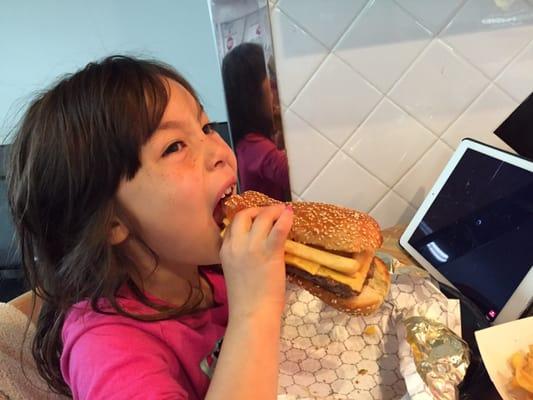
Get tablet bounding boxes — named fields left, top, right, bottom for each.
left=400, top=139, right=533, bottom=324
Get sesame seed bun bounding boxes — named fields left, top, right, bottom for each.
left=223, top=191, right=390, bottom=315
left=223, top=191, right=383, bottom=253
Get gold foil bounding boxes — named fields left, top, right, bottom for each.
left=405, top=316, right=470, bottom=400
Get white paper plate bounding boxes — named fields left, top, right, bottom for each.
left=475, top=317, right=533, bottom=400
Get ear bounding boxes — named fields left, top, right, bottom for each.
left=109, top=218, right=130, bottom=245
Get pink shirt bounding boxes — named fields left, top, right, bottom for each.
left=236, top=133, right=290, bottom=201
left=60, top=268, right=228, bottom=400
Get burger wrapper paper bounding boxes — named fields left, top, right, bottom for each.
left=277, top=253, right=462, bottom=400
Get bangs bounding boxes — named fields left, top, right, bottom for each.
left=10, top=56, right=199, bottom=236
left=99, top=60, right=196, bottom=181
left=118, top=70, right=169, bottom=180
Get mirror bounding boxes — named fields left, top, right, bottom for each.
left=208, top=0, right=291, bottom=201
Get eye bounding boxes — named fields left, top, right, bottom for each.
left=202, top=123, right=217, bottom=135
left=163, top=141, right=185, bottom=156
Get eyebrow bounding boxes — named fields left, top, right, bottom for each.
left=197, top=103, right=205, bottom=120
left=158, top=120, right=186, bottom=131
left=157, top=102, right=206, bottom=131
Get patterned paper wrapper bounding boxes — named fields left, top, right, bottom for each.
left=276, top=252, right=462, bottom=400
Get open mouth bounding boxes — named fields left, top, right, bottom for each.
left=213, top=184, right=236, bottom=229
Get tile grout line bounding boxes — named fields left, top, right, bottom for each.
left=439, top=83, right=499, bottom=148
left=352, top=7, right=467, bottom=134
left=287, top=107, right=342, bottom=150
left=491, top=36, right=533, bottom=101
left=313, top=11, right=456, bottom=200
left=272, top=5, right=336, bottom=197
left=340, top=0, right=531, bottom=207
left=288, top=98, right=393, bottom=201
left=390, top=187, right=417, bottom=208
left=364, top=136, right=436, bottom=213
left=391, top=0, right=435, bottom=34
left=436, top=30, right=533, bottom=141
left=286, top=53, right=329, bottom=110
left=325, top=31, right=449, bottom=202
left=273, top=7, right=329, bottom=109
left=284, top=110, right=344, bottom=197
left=338, top=94, right=439, bottom=184
left=297, top=18, right=441, bottom=205
left=493, top=80, right=529, bottom=104
left=276, top=3, right=369, bottom=110
left=279, top=0, right=443, bottom=202
left=274, top=5, right=353, bottom=104
left=348, top=132, right=439, bottom=188
left=376, top=0, right=475, bottom=137
left=298, top=151, right=338, bottom=201
left=367, top=188, right=416, bottom=221
left=275, top=0, right=387, bottom=202
left=330, top=0, right=373, bottom=54
left=339, top=148, right=395, bottom=191
left=392, top=0, right=468, bottom=39
left=434, top=0, right=533, bottom=89
left=390, top=138, right=455, bottom=209
left=438, top=30, right=533, bottom=85
left=383, top=94, right=440, bottom=141
left=430, top=48, right=494, bottom=134
left=279, top=0, right=371, bottom=53
left=275, top=0, right=532, bottom=212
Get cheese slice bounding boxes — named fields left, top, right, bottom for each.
left=285, top=250, right=373, bottom=293
left=221, top=219, right=374, bottom=292
left=285, top=239, right=361, bottom=275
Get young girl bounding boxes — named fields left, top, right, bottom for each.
left=7, top=55, right=293, bottom=399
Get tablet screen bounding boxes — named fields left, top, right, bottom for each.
left=408, top=148, right=533, bottom=321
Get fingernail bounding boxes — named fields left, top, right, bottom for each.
left=285, top=204, right=293, bottom=212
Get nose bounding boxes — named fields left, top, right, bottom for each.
left=205, top=133, right=233, bottom=171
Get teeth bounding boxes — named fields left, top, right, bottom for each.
left=220, top=184, right=235, bottom=199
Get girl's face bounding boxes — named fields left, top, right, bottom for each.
left=115, top=79, right=237, bottom=269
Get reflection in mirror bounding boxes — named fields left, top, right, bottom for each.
left=208, top=0, right=291, bottom=201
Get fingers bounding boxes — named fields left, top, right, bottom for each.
left=227, top=206, right=264, bottom=238
left=249, top=204, right=286, bottom=239
left=224, top=204, right=293, bottom=251
left=266, top=205, right=294, bottom=250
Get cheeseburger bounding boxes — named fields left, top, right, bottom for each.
left=223, top=191, right=391, bottom=315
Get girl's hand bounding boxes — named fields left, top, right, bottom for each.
left=220, top=204, right=293, bottom=319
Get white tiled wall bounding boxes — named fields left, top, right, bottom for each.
left=269, top=0, right=533, bottom=228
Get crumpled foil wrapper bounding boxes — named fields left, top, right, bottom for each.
left=277, top=253, right=463, bottom=400
left=397, top=302, right=470, bottom=400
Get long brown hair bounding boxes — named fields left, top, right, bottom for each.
left=222, top=42, right=275, bottom=144
left=7, top=55, right=206, bottom=395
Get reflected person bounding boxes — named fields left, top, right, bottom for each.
left=222, top=42, right=290, bottom=201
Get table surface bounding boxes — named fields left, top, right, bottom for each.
left=379, top=225, right=503, bottom=400
left=379, top=225, right=415, bottom=266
